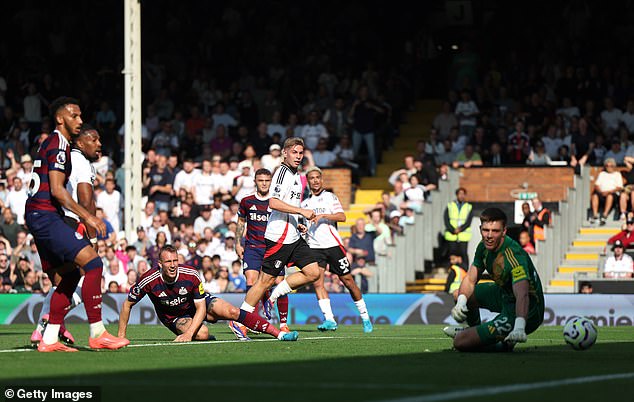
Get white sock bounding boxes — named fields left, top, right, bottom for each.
left=240, top=302, right=255, bottom=313
left=277, top=332, right=285, bottom=340
left=42, top=324, right=60, bottom=345
left=269, top=280, right=292, bottom=303
left=355, top=299, right=370, bottom=321
left=90, top=321, right=106, bottom=338
left=318, top=298, right=335, bottom=322
left=39, top=286, right=55, bottom=321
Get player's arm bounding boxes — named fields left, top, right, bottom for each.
left=117, top=299, right=137, bottom=338
left=174, top=298, right=206, bottom=342
left=451, top=264, right=479, bottom=322
left=504, top=279, right=529, bottom=343
left=235, top=216, right=246, bottom=259
left=269, top=197, right=315, bottom=220
left=49, top=170, right=105, bottom=236
left=77, top=181, right=97, bottom=242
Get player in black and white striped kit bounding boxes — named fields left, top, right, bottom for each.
left=300, top=166, right=373, bottom=333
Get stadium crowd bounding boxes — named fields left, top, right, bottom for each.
left=2, top=1, right=634, bottom=293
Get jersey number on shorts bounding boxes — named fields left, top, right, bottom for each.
left=338, top=257, right=350, bottom=274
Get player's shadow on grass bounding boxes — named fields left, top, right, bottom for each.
left=9, top=341, right=634, bottom=402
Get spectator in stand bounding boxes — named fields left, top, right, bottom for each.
left=445, top=254, right=467, bottom=297
left=261, top=144, right=282, bottom=173
left=388, top=210, right=404, bottom=237
left=570, top=118, right=595, bottom=167
left=526, top=140, right=552, bottom=165
left=603, top=240, right=634, bottom=279
left=621, top=100, right=634, bottom=134
left=518, top=229, right=536, bottom=255
left=267, top=110, right=286, bottom=140
left=232, top=160, right=255, bottom=203
left=506, top=120, right=530, bottom=164
left=433, top=101, right=458, bottom=140
left=365, top=209, right=391, bottom=257
left=542, top=124, right=564, bottom=160
left=151, top=120, right=179, bottom=156
left=619, top=156, right=634, bottom=220
left=209, top=125, right=233, bottom=159
left=312, top=138, right=337, bottom=167
left=454, top=90, right=479, bottom=139
left=348, top=218, right=376, bottom=265
left=228, top=260, right=246, bottom=293
left=145, top=154, right=174, bottom=213
left=147, top=214, right=171, bottom=245
left=349, top=85, right=384, bottom=176
left=600, top=97, right=623, bottom=137
left=97, top=178, right=123, bottom=233
left=172, top=158, right=200, bottom=195
left=590, top=158, right=624, bottom=225
left=388, top=155, right=417, bottom=186
left=588, top=134, right=607, bottom=166
left=191, top=160, right=215, bottom=207
left=604, top=136, right=626, bottom=165
left=604, top=217, right=634, bottom=254
left=300, top=110, right=329, bottom=151
left=452, top=143, right=483, bottom=169
left=6, top=177, right=27, bottom=226
left=322, top=96, right=348, bottom=144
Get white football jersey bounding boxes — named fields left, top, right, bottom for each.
left=265, top=164, right=303, bottom=244
left=301, top=190, right=344, bottom=249
left=64, top=149, right=96, bottom=221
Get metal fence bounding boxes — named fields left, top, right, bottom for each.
left=368, top=169, right=459, bottom=293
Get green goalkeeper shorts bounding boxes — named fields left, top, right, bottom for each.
left=473, top=282, right=544, bottom=345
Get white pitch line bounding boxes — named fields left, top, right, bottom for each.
left=378, top=372, right=634, bottom=402
left=0, top=336, right=345, bottom=353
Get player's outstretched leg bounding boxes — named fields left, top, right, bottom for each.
left=212, top=298, right=298, bottom=341
left=269, top=262, right=320, bottom=306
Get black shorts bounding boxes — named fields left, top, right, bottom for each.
left=313, top=246, right=351, bottom=276
left=261, top=238, right=316, bottom=276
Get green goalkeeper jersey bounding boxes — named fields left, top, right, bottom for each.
left=473, top=236, right=544, bottom=305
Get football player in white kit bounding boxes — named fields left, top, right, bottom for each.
left=30, top=125, right=102, bottom=345
left=300, top=166, right=373, bottom=333
left=239, top=137, right=321, bottom=320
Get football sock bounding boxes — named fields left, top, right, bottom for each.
left=82, top=262, right=103, bottom=324
left=277, top=294, right=289, bottom=324
left=89, top=321, right=106, bottom=338
left=354, top=299, right=370, bottom=321
left=38, top=286, right=55, bottom=325
left=269, top=280, right=292, bottom=303
left=48, top=270, right=81, bottom=325
left=42, top=324, right=60, bottom=345
left=240, top=302, right=255, bottom=313
left=238, top=309, right=279, bottom=337
left=318, top=298, right=335, bottom=322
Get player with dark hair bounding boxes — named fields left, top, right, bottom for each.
left=118, top=245, right=298, bottom=342
left=443, top=207, right=545, bottom=352
left=31, top=124, right=103, bottom=345
left=239, top=137, right=321, bottom=320
left=300, top=166, right=373, bottom=333
left=230, top=168, right=291, bottom=339
left=26, top=97, right=129, bottom=352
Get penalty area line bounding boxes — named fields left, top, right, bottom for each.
left=378, top=372, right=634, bottom=402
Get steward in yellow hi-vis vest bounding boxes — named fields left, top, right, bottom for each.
left=443, top=187, right=474, bottom=266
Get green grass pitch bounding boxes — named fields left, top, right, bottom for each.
left=1, top=324, right=633, bottom=402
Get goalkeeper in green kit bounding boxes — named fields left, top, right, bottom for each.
left=443, top=207, right=545, bottom=352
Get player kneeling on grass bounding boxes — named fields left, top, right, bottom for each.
left=118, top=245, right=298, bottom=342
left=443, top=208, right=544, bottom=352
